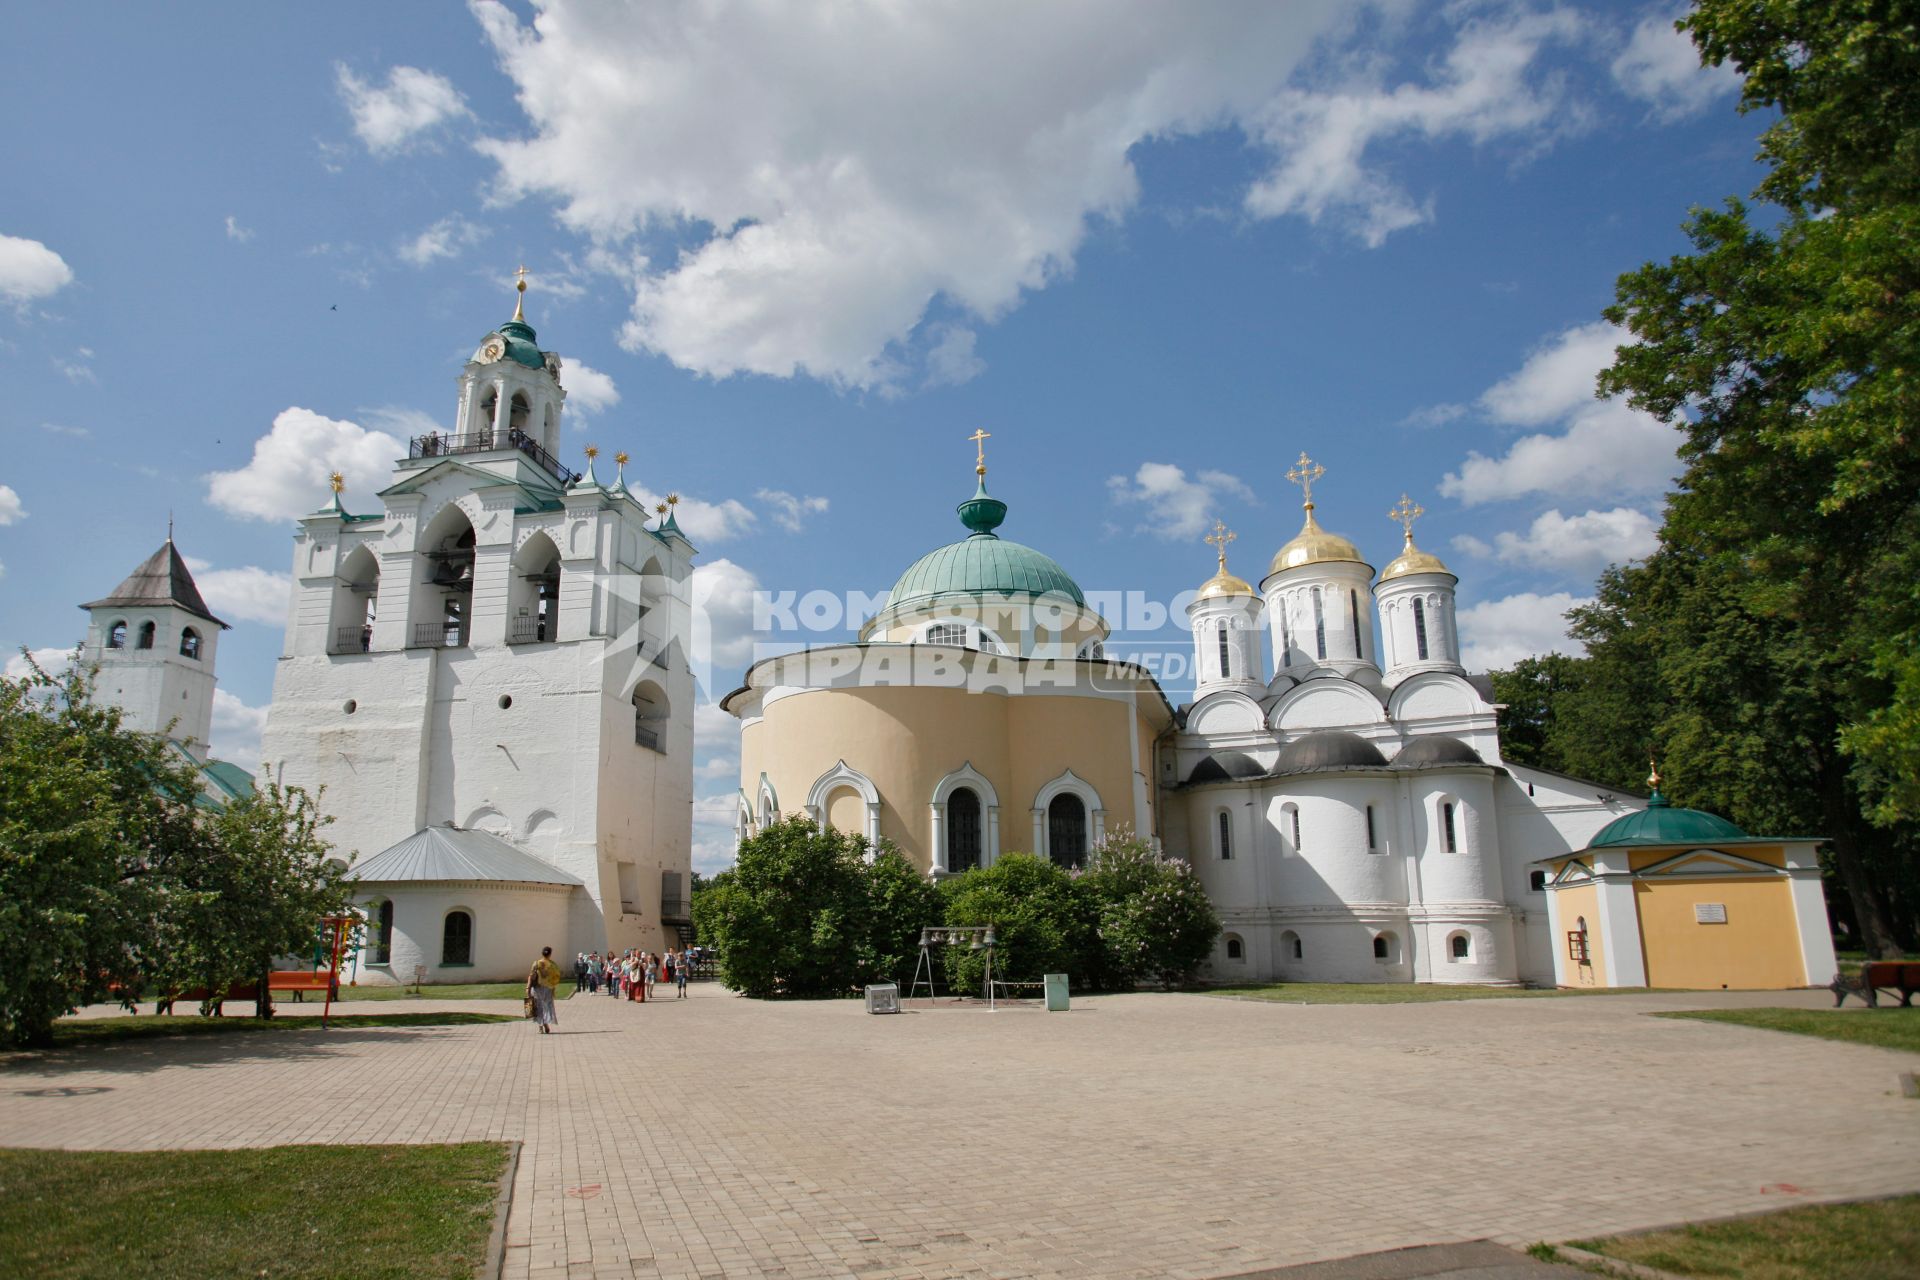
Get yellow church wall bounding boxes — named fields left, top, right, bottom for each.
left=825, top=786, right=867, bottom=835
left=1630, top=845, right=1785, bottom=872
left=739, top=684, right=1154, bottom=873
left=1553, top=881, right=1604, bottom=987
left=1633, top=875, right=1808, bottom=990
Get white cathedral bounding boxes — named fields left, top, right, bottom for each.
left=257, top=281, right=697, bottom=984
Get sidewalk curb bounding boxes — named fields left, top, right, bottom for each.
left=1548, top=1244, right=1688, bottom=1279
left=485, top=1139, right=522, bottom=1280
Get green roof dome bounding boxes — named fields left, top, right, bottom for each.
left=885, top=480, right=1085, bottom=611
left=1588, top=791, right=1747, bottom=848
left=495, top=318, right=546, bottom=370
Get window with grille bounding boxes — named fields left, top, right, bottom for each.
left=442, top=911, right=473, bottom=966
left=1217, top=620, right=1231, bottom=679
left=1217, top=811, right=1232, bottom=860
left=1312, top=588, right=1326, bottom=659
left=1349, top=590, right=1362, bottom=658
left=925, top=622, right=966, bottom=647
left=1442, top=802, right=1458, bottom=853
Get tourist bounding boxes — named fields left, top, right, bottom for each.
left=646, top=952, right=659, bottom=999
left=586, top=951, right=602, bottom=994
left=663, top=948, right=675, bottom=990
left=573, top=951, right=587, bottom=996
left=675, top=948, right=689, bottom=999
left=526, top=946, right=563, bottom=1034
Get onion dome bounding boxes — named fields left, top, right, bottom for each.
left=1393, top=735, right=1482, bottom=767
left=1588, top=787, right=1747, bottom=849
left=1196, top=520, right=1254, bottom=600
left=1274, top=730, right=1389, bottom=772
left=474, top=270, right=552, bottom=370
left=886, top=479, right=1085, bottom=610
left=1379, top=493, right=1452, bottom=581
left=1268, top=453, right=1367, bottom=574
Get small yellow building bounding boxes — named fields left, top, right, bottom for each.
left=1539, top=779, right=1835, bottom=990
left=722, top=465, right=1173, bottom=872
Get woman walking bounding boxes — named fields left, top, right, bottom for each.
left=527, top=946, right=563, bottom=1034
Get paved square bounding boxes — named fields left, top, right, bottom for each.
left=4, top=986, right=1916, bottom=1279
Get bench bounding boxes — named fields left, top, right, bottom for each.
left=268, top=970, right=338, bottom=1004
left=155, top=983, right=261, bottom=1016
left=1831, top=962, right=1920, bottom=1007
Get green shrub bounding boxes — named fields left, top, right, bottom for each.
left=1081, top=835, right=1220, bottom=988
left=940, top=853, right=1101, bottom=991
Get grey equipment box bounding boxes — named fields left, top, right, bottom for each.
left=1044, top=973, right=1070, bottom=1011
left=865, top=983, right=901, bottom=1014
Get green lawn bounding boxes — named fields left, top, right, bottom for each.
left=1558, top=1195, right=1920, bottom=1280
left=333, top=979, right=577, bottom=1001
left=0, top=1143, right=508, bottom=1280
left=1656, top=1007, right=1920, bottom=1054
left=45, top=1011, right=517, bottom=1048
left=1834, top=950, right=1920, bottom=975
left=1205, top=982, right=1653, bottom=1005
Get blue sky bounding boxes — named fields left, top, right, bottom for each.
left=2, top=2, right=1761, bottom=869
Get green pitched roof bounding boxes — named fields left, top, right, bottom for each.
left=1587, top=791, right=1748, bottom=848
left=884, top=480, right=1084, bottom=612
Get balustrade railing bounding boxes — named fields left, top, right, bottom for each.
left=408, top=426, right=579, bottom=487
left=509, top=617, right=553, bottom=645
left=411, top=623, right=465, bottom=649
left=332, top=625, right=373, bottom=655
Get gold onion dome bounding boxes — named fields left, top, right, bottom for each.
left=1379, top=493, right=1453, bottom=582
left=1267, top=453, right=1365, bottom=574
left=1197, top=520, right=1254, bottom=599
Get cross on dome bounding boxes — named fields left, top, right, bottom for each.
left=512, top=264, right=529, bottom=321
left=969, top=428, right=991, bottom=477
left=1286, top=452, right=1325, bottom=508
left=1205, top=520, right=1236, bottom=570
left=1388, top=493, right=1424, bottom=540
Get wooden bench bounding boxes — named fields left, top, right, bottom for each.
left=268, top=970, right=338, bottom=1003
left=1831, top=962, right=1920, bottom=1007
left=154, top=983, right=261, bottom=1016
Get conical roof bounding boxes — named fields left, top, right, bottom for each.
left=1587, top=791, right=1748, bottom=848
left=351, top=826, right=582, bottom=885
left=82, top=540, right=228, bottom=629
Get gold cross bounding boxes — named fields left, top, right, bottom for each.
left=515, top=264, right=530, bottom=291
left=1388, top=493, right=1424, bottom=538
left=1204, top=519, right=1236, bottom=570
left=968, top=428, right=991, bottom=476
left=1286, top=452, right=1325, bottom=507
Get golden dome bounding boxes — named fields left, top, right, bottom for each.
left=1380, top=533, right=1453, bottom=582
left=1268, top=506, right=1367, bottom=575
left=1197, top=520, right=1254, bottom=599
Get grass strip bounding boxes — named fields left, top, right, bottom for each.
left=328, top=980, right=578, bottom=1001
left=1562, top=1195, right=1920, bottom=1280
left=0, top=1142, right=509, bottom=1280
left=1656, top=1006, right=1920, bottom=1054
left=1204, top=982, right=1654, bottom=1004
left=46, top=1011, right=516, bottom=1048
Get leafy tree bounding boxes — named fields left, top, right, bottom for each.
left=1080, top=835, right=1220, bottom=989
left=939, top=853, right=1101, bottom=992
left=1588, top=0, right=1920, bottom=953
left=865, top=846, right=942, bottom=987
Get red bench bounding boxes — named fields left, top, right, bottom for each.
left=1832, top=962, right=1920, bottom=1007
left=268, top=970, right=338, bottom=1003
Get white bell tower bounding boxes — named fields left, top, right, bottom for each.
left=1187, top=521, right=1265, bottom=697
left=80, top=536, right=229, bottom=759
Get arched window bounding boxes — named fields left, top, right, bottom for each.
left=924, top=621, right=966, bottom=648
left=1281, top=930, right=1303, bottom=961
left=137, top=620, right=156, bottom=650
left=1290, top=804, right=1303, bottom=852
left=1365, top=804, right=1377, bottom=852
left=332, top=545, right=380, bottom=654
left=1413, top=598, right=1430, bottom=661
left=1047, top=793, right=1088, bottom=869
left=1312, top=587, right=1326, bottom=660
left=180, top=627, right=202, bottom=660
left=508, top=532, right=562, bottom=645
left=1450, top=932, right=1471, bottom=961
left=508, top=391, right=531, bottom=434
left=442, top=910, right=473, bottom=966
left=1280, top=603, right=1293, bottom=663
left=370, top=900, right=394, bottom=965
left=947, top=787, right=982, bottom=873
left=478, top=388, right=500, bottom=440
left=1216, top=620, right=1231, bottom=679
left=1442, top=802, right=1458, bottom=853
left=1225, top=935, right=1244, bottom=960
left=1349, top=589, right=1363, bottom=658
left=633, top=682, right=669, bottom=753
left=1373, top=934, right=1388, bottom=960
left=1217, top=810, right=1232, bottom=860
left=107, top=621, right=127, bottom=649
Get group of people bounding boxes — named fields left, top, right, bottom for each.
left=574, top=948, right=693, bottom=1002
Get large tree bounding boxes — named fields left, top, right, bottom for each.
left=1588, top=0, right=1920, bottom=954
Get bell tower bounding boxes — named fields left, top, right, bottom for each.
left=80, top=535, right=229, bottom=760
left=454, top=267, right=567, bottom=459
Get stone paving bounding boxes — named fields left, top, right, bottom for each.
left=4, top=985, right=1918, bottom=1280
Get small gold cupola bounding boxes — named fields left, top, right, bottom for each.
left=1269, top=452, right=1366, bottom=574
left=1197, top=521, right=1254, bottom=600
left=1379, top=493, right=1453, bottom=582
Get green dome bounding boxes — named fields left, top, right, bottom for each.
left=496, top=318, right=546, bottom=370
left=1588, top=791, right=1747, bottom=849
left=885, top=481, right=1084, bottom=611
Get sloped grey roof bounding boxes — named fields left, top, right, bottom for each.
left=351, top=826, right=582, bottom=886
left=1274, top=731, right=1389, bottom=773
left=1393, top=735, right=1484, bottom=767
left=82, top=540, right=229, bottom=629
left=1187, top=752, right=1267, bottom=784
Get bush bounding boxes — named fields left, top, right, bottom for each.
left=1081, top=835, right=1219, bottom=988
left=940, top=853, right=1101, bottom=992
left=691, top=816, right=942, bottom=998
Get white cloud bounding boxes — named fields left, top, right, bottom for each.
left=195, top=566, right=294, bottom=628
left=691, top=790, right=742, bottom=875
left=627, top=486, right=756, bottom=544
left=1245, top=9, right=1588, bottom=245
left=224, top=215, right=254, bottom=243
left=0, top=234, right=73, bottom=305
left=40, top=423, right=90, bottom=439
left=1456, top=591, right=1589, bottom=672
left=1611, top=10, right=1738, bottom=123
left=1401, top=402, right=1466, bottom=430
left=924, top=324, right=986, bottom=388
left=1486, top=507, right=1659, bottom=575
left=336, top=64, right=470, bottom=155
left=5, top=646, right=77, bottom=682
left=690, top=557, right=763, bottom=679
left=398, top=214, right=486, bottom=267
left=206, top=407, right=404, bottom=522
left=561, top=360, right=619, bottom=416
left=474, top=1, right=1588, bottom=389
left=755, top=489, right=829, bottom=533
left=1440, top=322, right=1681, bottom=505
left=210, top=689, right=269, bottom=767
left=1107, top=463, right=1256, bottom=540
left=55, top=349, right=95, bottom=384
left=0, top=484, right=24, bottom=525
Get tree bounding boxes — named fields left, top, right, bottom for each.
left=1080, top=835, right=1220, bottom=989
left=864, top=846, right=942, bottom=988
left=1590, top=0, right=1920, bottom=954
left=939, top=854, right=1101, bottom=992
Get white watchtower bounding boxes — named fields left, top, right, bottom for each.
left=81, top=536, right=229, bottom=760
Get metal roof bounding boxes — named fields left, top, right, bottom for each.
left=350, top=826, right=582, bottom=886
left=82, top=540, right=229, bottom=629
